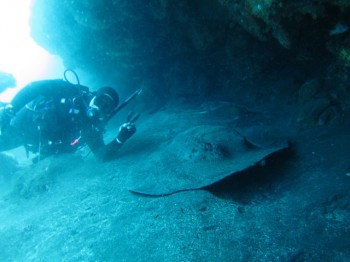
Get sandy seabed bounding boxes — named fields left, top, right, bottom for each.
left=0, top=105, right=349, bottom=262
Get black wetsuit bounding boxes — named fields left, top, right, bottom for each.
left=0, top=79, right=122, bottom=161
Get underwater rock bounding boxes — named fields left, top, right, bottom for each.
left=0, top=71, right=16, bottom=93
left=295, top=97, right=331, bottom=128
left=294, top=63, right=350, bottom=123
left=7, top=154, right=84, bottom=199
left=0, top=153, right=18, bottom=176
left=297, top=79, right=323, bottom=104
left=0, top=153, right=18, bottom=195
left=30, top=0, right=350, bottom=122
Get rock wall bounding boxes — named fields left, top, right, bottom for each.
left=0, top=71, right=16, bottom=93
left=30, top=0, right=350, bottom=126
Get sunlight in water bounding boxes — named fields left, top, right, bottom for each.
left=0, top=0, right=64, bottom=102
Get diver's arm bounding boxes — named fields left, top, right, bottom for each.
left=84, top=122, right=136, bottom=161
left=84, top=130, right=123, bottom=161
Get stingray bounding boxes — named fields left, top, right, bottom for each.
left=115, top=107, right=289, bottom=196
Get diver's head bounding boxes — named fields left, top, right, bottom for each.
left=87, top=86, right=119, bottom=121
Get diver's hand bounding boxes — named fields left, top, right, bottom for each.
left=116, top=122, right=136, bottom=144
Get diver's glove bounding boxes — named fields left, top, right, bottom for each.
left=116, top=122, right=136, bottom=144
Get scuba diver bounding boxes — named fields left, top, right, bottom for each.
left=0, top=70, right=140, bottom=163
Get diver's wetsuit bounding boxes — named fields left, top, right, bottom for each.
left=0, top=79, right=122, bottom=161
